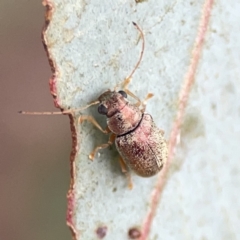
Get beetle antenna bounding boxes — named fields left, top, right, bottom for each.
left=126, top=22, right=145, bottom=80
left=19, top=100, right=100, bottom=115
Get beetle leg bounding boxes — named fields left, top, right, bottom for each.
left=79, top=115, right=110, bottom=134
left=124, top=88, right=142, bottom=107
left=141, top=93, right=154, bottom=112
left=122, top=77, right=154, bottom=111
left=89, top=134, right=116, bottom=160
left=122, top=78, right=142, bottom=106
left=119, top=157, right=133, bottom=189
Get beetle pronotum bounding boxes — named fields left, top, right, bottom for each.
left=20, top=22, right=168, bottom=188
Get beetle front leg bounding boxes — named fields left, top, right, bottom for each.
left=119, top=157, right=133, bottom=190
left=122, top=78, right=142, bottom=107
left=122, top=77, right=154, bottom=111
left=78, top=115, right=110, bottom=134
left=125, top=88, right=154, bottom=112
left=141, top=93, right=154, bottom=112
left=89, top=134, right=116, bottom=160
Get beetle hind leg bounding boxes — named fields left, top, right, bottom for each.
left=119, top=157, right=133, bottom=190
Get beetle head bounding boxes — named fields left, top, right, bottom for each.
left=97, top=90, right=128, bottom=117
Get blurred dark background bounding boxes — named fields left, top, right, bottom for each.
left=0, top=1, right=71, bottom=239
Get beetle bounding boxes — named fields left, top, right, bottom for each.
left=20, top=22, right=168, bottom=186
left=77, top=22, right=168, bottom=183
left=96, top=89, right=167, bottom=177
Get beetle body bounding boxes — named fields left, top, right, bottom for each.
left=98, top=90, right=167, bottom=177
